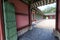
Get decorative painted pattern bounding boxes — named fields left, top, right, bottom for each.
left=31, top=0, right=56, bottom=8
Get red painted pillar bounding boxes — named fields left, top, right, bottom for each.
left=32, top=10, right=36, bottom=21
left=0, top=0, right=4, bottom=40
left=56, top=0, right=60, bottom=32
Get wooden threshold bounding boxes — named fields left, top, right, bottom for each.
left=16, top=12, right=28, bottom=16
left=17, top=24, right=30, bottom=31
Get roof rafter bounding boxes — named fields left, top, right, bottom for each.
left=31, top=0, right=56, bottom=8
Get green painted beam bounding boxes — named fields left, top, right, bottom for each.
left=31, top=0, right=56, bottom=8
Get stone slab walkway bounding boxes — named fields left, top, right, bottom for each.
left=18, top=19, right=58, bottom=40
left=18, top=27, right=58, bottom=40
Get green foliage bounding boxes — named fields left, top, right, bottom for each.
left=42, top=7, right=56, bottom=14
left=35, top=13, right=42, bottom=20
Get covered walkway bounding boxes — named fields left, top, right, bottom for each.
left=1, top=0, right=60, bottom=40
left=18, top=19, right=58, bottom=40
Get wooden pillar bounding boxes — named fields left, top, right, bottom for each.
left=0, top=0, right=4, bottom=40
left=50, top=0, right=60, bottom=39
left=56, top=0, right=60, bottom=32
left=32, top=10, right=36, bottom=21
left=53, top=1, right=60, bottom=39
left=28, top=5, right=32, bottom=26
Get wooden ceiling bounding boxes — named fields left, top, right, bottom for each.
left=21, top=0, right=42, bottom=4
left=21, top=0, right=56, bottom=15
left=22, top=0, right=56, bottom=4
left=31, top=0, right=56, bottom=8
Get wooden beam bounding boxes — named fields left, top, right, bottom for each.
left=35, top=2, right=38, bottom=7
left=0, top=0, right=5, bottom=40
left=28, top=4, right=32, bottom=26
left=17, top=24, right=30, bottom=31
left=16, top=12, right=28, bottom=16
left=31, top=0, right=56, bottom=8
left=51, top=0, right=54, bottom=3
left=56, top=0, right=58, bottom=31
left=37, top=1, right=39, bottom=6
left=43, top=0, right=45, bottom=5
left=20, top=0, right=29, bottom=5
left=44, top=0, right=46, bottom=5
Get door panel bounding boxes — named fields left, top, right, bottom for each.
left=16, top=15, right=29, bottom=29
left=3, top=1, right=17, bottom=40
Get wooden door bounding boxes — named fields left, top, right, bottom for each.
left=3, top=1, right=17, bottom=40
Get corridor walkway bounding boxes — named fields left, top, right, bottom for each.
left=18, top=19, right=58, bottom=40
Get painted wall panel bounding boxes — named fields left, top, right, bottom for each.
left=9, top=0, right=28, bottom=14
left=52, top=15, right=56, bottom=19
left=9, top=0, right=29, bottom=30
left=16, top=15, right=29, bottom=29
left=46, top=15, right=56, bottom=19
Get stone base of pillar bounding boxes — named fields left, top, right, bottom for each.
left=53, top=29, right=60, bottom=40
left=29, top=26, right=33, bottom=30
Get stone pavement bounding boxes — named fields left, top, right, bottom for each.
left=35, top=19, right=56, bottom=29
left=18, top=19, right=58, bottom=40
left=18, top=27, right=58, bottom=40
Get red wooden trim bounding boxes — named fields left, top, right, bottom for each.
left=15, top=12, right=28, bottom=16
left=49, top=0, right=51, bottom=3
left=17, top=24, right=30, bottom=31
left=56, top=0, right=58, bottom=30
left=46, top=0, right=48, bottom=5
left=43, top=1, right=45, bottom=5
left=0, top=0, right=5, bottom=40
left=20, top=0, right=29, bottom=5
left=1, top=12, right=5, bottom=40
left=28, top=5, right=32, bottom=26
